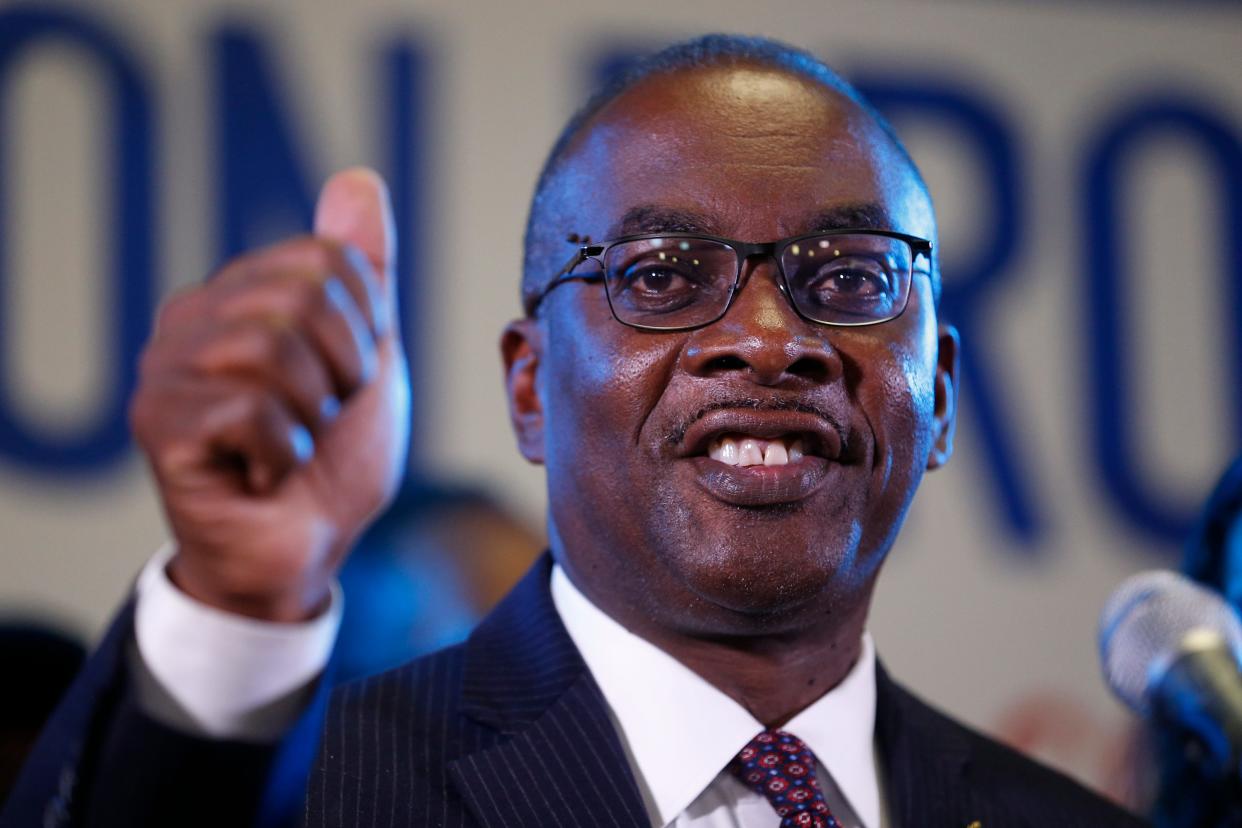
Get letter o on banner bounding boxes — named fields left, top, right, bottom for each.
left=0, top=7, right=155, bottom=472
left=1083, top=95, right=1242, bottom=543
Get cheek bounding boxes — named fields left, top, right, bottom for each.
left=540, top=306, right=679, bottom=482
left=895, top=345, right=937, bottom=434
left=839, top=340, right=936, bottom=582
left=858, top=333, right=937, bottom=495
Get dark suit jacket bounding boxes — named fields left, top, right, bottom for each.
left=4, top=555, right=1147, bottom=827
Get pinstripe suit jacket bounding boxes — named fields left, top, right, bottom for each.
left=4, top=554, right=1146, bottom=827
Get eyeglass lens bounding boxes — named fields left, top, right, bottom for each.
left=593, top=234, right=913, bottom=329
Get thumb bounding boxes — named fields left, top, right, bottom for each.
left=314, top=167, right=398, bottom=328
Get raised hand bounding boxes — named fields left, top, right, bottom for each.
left=129, top=168, right=410, bottom=622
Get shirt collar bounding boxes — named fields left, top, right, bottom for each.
left=550, top=564, right=880, bottom=828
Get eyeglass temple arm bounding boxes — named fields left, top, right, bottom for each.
left=912, top=240, right=933, bottom=275
left=554, top=247, right=587, bottom=279
left=526, top=238, right=604, bottom=316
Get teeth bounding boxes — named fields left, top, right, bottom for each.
left=738, top=439, right=764, bottom=466
left=707, top=435, right=807, bottom=467
left=763, top=442, right=788, bottom=466
left=708, top=438, right=737, bottom=464
left=789, top=439, right=804, bottom=463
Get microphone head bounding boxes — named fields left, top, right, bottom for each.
left=1099, top=570, right=1242, bottom=716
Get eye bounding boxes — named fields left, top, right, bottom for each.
left=603, top=237, right=738, bottom=321
left=805, top=256, right=893, bottom=300
left=621, top=261, right=696, bottom=295
left=608, top=255, right=709, bottom=315
left=614, top=245, right=716, bottom=298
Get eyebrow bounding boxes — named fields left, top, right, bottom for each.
left=606, top=202, right=896, bottom=240
left=609, top=205, right=719, bottom=238
left=805, top=203, right=895, bottom=233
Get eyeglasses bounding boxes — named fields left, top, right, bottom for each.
left=527, top=230, right=932, bottom=331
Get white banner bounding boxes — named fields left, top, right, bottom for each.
left=2, top=0, right=1239, bottom=801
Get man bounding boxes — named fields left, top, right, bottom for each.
left=3, top=35, right=1145, bottom=827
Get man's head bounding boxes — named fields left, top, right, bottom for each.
left=502, top=35, right=959, bottom=642
left=521, top=35, right=940, bottom=313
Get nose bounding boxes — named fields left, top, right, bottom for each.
left=681, top=258, right=843, bottom=387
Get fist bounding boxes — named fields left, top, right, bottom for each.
left=129, top=169, right=411, bottom=621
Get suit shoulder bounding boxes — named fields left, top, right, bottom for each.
left=327, top=644, right=469, bottom=737
left=883, top=679, right=1149, bottom=826
left=310, top=645, right=486, bottom=826
left=959, top=716, right=1145, bottom=825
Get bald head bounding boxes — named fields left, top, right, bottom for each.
left=521, top=35, right=936, bottom=315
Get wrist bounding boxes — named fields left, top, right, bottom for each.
left=166, top=553, right=334, bottom=623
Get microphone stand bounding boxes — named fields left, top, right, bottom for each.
left=1155, top=630, right=1242, bottom=827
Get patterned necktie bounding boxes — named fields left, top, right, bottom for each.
left=729, top=729, right=842, bottom=828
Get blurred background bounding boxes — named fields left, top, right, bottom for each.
left=0, top=0, right=1239, bottom=809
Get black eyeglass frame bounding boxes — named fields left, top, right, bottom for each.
left=527, top=229, right=934, bottom=331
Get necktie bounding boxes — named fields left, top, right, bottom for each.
left=729, top=729, right=842, bottom=828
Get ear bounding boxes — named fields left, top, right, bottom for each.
left=501, top=318, right=546, bottom=465
left=926, top=323, right=960, bottom=471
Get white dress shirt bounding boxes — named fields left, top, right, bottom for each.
left=132, top=545, right=341, bottom=740
left=134, top=550, right=888, bottom=826
left=550, top=565, right=886, bottom=828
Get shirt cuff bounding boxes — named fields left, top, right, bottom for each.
left=131, top=543, right=342, bottom=742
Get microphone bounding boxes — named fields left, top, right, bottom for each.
left=1099, top=570, right=1242, bottom=778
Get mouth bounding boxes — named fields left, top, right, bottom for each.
left=675, top=408, right=845, bottom=507
left=706, top=433, right=807, bottom=467
left=677, top=407, right=843, bottom=461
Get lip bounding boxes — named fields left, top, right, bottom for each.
left=676, top=408, right=843, bottom=461
left=686, top=455, right=834, bottom=506
left=671, top=406, right=846, bottom=507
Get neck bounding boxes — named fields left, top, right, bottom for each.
left=642, top=599, right=870, bottom=727
left=560, top=558, right=874, bottom=728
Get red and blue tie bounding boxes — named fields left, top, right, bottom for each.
left=729, top=730, right=842, bottom=828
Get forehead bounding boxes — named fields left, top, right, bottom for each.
left=558, top=64, right=932, bottom=241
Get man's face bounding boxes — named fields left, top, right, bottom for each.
left=506, top=64, right=957, bottom=637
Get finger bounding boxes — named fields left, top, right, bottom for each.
left=208, top=381, right=311, bottom=495
left=214, top=236, right=384, bottom=341
left=313, top=167, right=399, bottom=338
left=210, top=270, right=380, bottom=399
left=188, top=319, right=341, bottom=433
left=136, top=376, right=313, bottom=496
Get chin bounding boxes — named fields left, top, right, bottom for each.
left=663, top=522, right=862, bottom=622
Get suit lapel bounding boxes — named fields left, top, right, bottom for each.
left=876, top=662, right=972, bottom=825
left=449, top=555, right=648, bottom=828
left=875, top=663, right=1026, bottom=828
